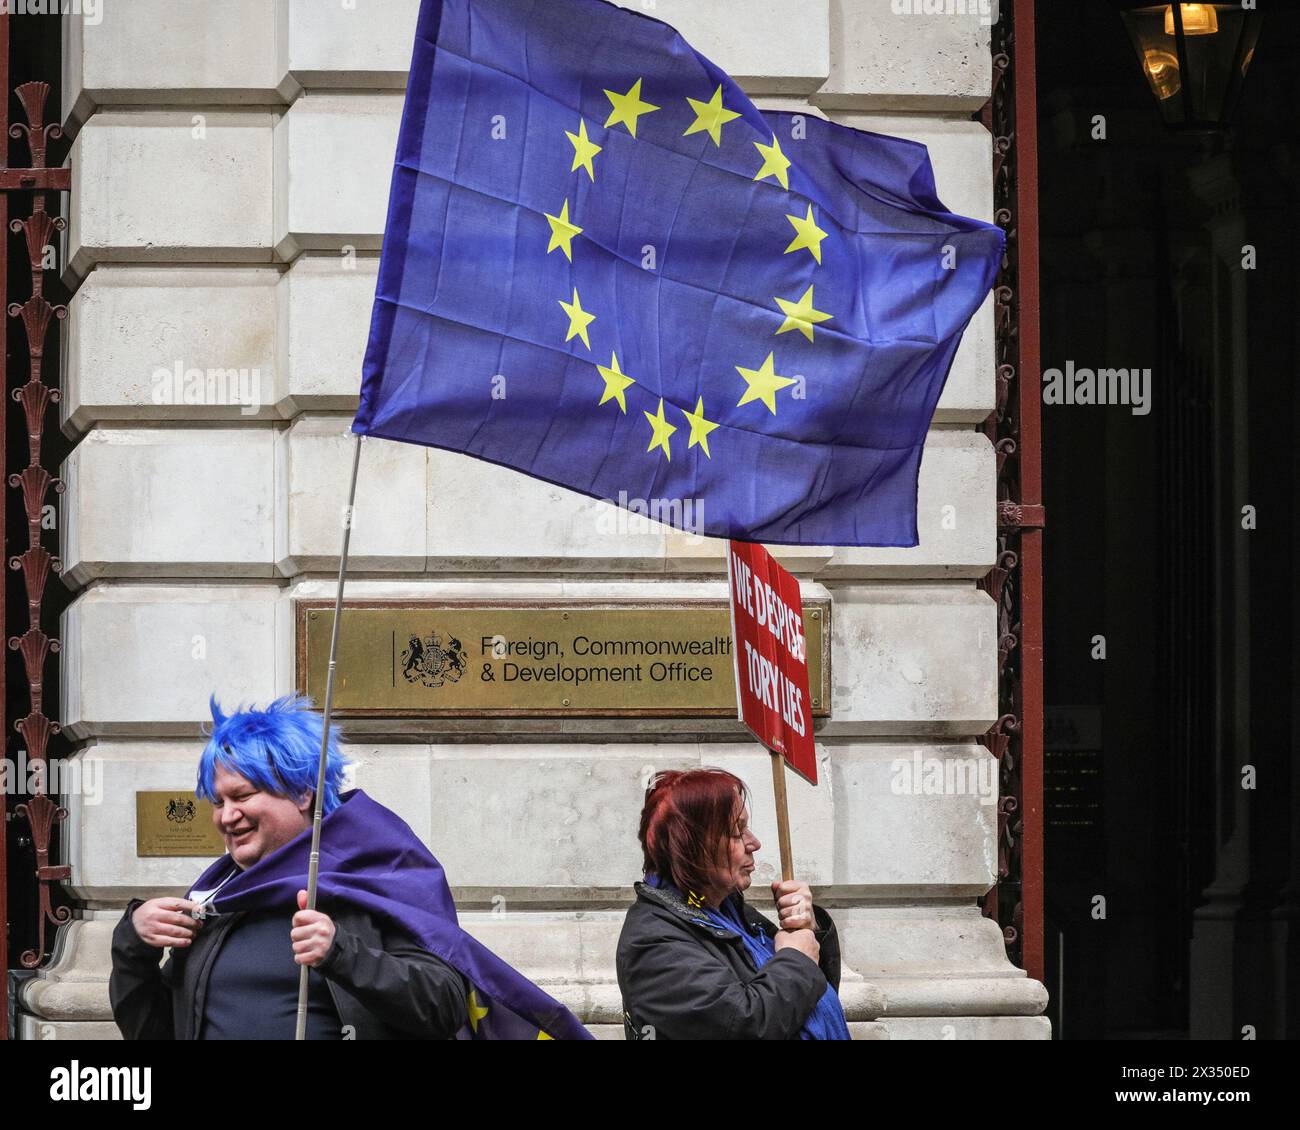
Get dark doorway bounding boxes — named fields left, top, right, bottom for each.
left=1037, top=1, right=1298, bottom=1039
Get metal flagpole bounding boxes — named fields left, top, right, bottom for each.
left=295, top=432, right=364, bottom=1040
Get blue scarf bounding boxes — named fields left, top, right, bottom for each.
left=646, top=874, right=850, bottom=1041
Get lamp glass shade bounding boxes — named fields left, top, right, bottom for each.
left=1120, top=4, right=1263, bottom=129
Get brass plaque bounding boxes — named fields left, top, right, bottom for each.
left=296, top=601, right=830, bottom=718
left=135, top=792, right=225, bottom=858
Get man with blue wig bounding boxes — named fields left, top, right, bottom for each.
left=109, top=695, right=590, bottom=1040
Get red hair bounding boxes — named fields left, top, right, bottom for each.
left=638, top=768, right=750, bottom=899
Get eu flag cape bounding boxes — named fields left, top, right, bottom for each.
left=353, top=0, right=1005, bottom=547
left=185, top=790, right=591, bottom=1040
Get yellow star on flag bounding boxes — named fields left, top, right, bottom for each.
left=753, top=134, right=792, bottom=190
left=545, top=199, right=583, bottom=262
left=467, top=989, right=489, bottom=1033
left=559, top=287, right=595, bottom=349
left=537, top=1030, right=553, bottom=1041
left=774, top=285, right=833, bottom=343
left=736, top=352, right=798, bottom=414
left=643, top=398, right=677, bottom=460
left=784, top=203, right=828, bottom=264
left=596, top=351, right=636, bottom=412
left=566, top=118, right=602, bottom=181
left=684, top=85, right=742, bottom=147
left=681, top=397, right=720, bottom=458
left=604, top=78, right=659, bottom=138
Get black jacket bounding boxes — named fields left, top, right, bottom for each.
left=616, top=881, right=841, bottom=1040
left=109, top=897, right=469, bottom=1040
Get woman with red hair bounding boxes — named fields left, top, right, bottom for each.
left=616, top=768, right=849, bottom=1040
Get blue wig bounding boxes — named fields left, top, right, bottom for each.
left=196, top=694, right=351, bottom=816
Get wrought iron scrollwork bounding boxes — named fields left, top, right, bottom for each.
left=976, top=2, right=1044, bottom=976
left=4, top=78, right=71, bottom=970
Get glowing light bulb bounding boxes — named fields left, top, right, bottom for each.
left=1143, top=48, right=1182, bottom=100
left=1164, top=4, right=1219, bottom=36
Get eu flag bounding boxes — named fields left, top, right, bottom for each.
left=354, top=0, right=1005, bottom=547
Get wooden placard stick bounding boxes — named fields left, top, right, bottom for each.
left=769, top=748, right=794, bottom=884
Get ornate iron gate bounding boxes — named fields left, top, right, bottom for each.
left=978, top=0, right=1045, bottom=985
left=2, top=9, right=70, bottom=1040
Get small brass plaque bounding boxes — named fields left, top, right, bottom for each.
left=296, top=601, right=830, bottom=718
left=135, top=792, right=225, bottom=858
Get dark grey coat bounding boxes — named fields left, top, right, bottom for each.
left=616, top=881, right=842, bottom=1040
left=109, top=897, right=468, bottom=1040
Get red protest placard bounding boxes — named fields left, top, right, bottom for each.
left=726, top=540, right=817, bottom=784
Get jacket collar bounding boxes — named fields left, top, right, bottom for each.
left=634, top=880, right=745, bottom=942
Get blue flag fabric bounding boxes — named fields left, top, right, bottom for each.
left=354, top=0, right=1004, bottom=547
left=185, top=790, right=592, bottom=1040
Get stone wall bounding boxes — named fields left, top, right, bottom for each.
left=21, top=0, right=1048, bottom=1039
